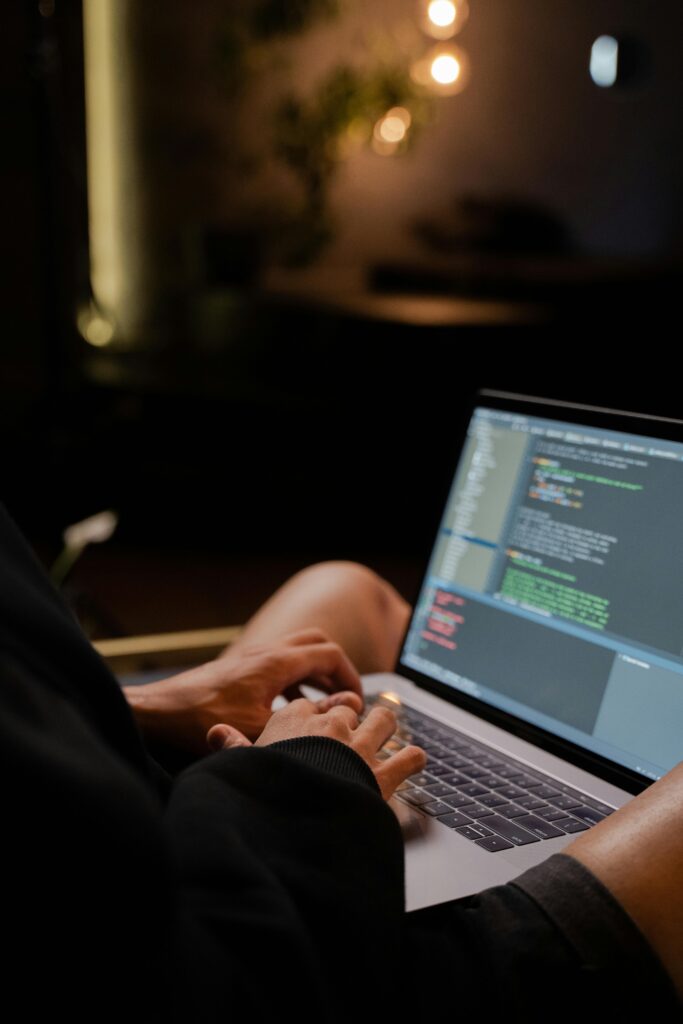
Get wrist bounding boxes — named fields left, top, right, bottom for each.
left=123, top=680, right=204, bottom=753
left=266, top=735, right=381, bottom=794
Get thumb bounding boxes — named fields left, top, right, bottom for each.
left=207, top=723, right=253, bottom=752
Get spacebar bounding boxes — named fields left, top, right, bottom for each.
left=483, top=815, right=540, bottom=846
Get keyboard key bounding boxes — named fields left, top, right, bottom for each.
left=467, top=750, right=496, bottom=764
left=537, top=807, right=569, bottom=822
left=401, top=790, right=434, bottom=806
left=477, top=775, right=506, bottom=789
left=441, top=756, right=470, bottom=769
left=421, top=801, right=455, bottom=817
left=471, top=757, right=506, bottom=771
left=482, top=815, right=540, bottom=846
left=582, top=797, right=616, bottom=815
left=421, top=727, right=447, bottom=739
left=479, top=794, right=509, bottom=808
left=514, top=815, right=566, bottom=839
left=458, top=783, right=489, bottom=798
left=458, top=766, right=491, bottom=780
left=438, top=811, right=475, bottom=829
left=567, top=805, right=606, bottom=826
left=453, top=744, right=478, bottom=757
left=495, top=766, right=526, bottom=780
left=515, top=795, right=548, bottom=811
left=557, top=783, right=595, bottom=803
left=410, top=773, right=436, bottom=787
left=441, top=773, right=470, bottom=787
left=498, top=804, right=528, bottom=818
left=497, top=785, right=526, bottom=800
left=516, top=774, right=545, bottom=788
left=442, top=793, right=477, bottom=809
left=551, top=795, right=583, bottom=811
left=475, top=835, right=515, bottom=852
left=455, top=826, right=485, bottom=841
left=458, top=803, right=496, bottom=819
left=422, top=744, right=448, bottom=757
left=426, top=763, right=453, bottom=777
left=553, top=817, right=589, bottom=833
left=423, top=783, right=457, bottom=798
left=533, top=785, right=562, bottom=799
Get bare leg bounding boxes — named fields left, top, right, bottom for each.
left=222, top=560, right=412, bottom=675
left=565, top=761, right=683, bottom=1000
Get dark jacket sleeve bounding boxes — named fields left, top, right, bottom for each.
left=0, top=503, right=404, bottom=1022
left=1, top=636, right=404, bottom=1023
left=163, top=737, right=405, bottom=1023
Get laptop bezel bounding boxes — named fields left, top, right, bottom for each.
left=394, top=388, right=683, bottom=797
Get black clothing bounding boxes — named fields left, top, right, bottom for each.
left=0, top=504, right=678, bottom=1021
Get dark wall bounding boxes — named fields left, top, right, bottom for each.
left=2, top=3, right=681, bottom=559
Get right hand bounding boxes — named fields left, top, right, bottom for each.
left=207, top=696, right=426, bottom=800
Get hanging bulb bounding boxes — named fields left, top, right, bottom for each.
left=420, top=0, right=469, bottom=39
left=372, top=107, right=412, bottom=155
left=412, top=44, right=470, bottom=94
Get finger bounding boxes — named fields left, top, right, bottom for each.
left=319, top=703, right=359, bottom=728
left=207, top=723, right=253, bottom=751
left=316, top=691, right=363, bottom=715
left=288, top=673, right=367, bottom=714
left=281, top=673, right=337, bottom=703
left=354, top=706, right=398, bottom=755
left=282, top=676, right=345, bottom=703
left=278, top=643, right=362, bottom=697
left=279, top=628, right=330, bottom=647
left=282, top=683, right=305, bottom=702
left=375, top=745, right=427, bottom=799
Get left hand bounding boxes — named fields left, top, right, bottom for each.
left=122, top=628, right=363, bottom=755
left=207, top=698, right=427, bottom=800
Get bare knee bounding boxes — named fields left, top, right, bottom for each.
left=290, top=560, right=407, bottom=613
left=232, top=560, right=412, bottom=674
left=290, top=561, right=412, bottom=667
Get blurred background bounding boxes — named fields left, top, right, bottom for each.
left=3, top=0, right=683, bottom=640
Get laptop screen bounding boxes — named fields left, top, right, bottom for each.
left=399, top=402, right=683, bottom=783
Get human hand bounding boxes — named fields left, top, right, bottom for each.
left=122, top=628, right=363, bottom=755
left=207, top=697, right=427, bottom=800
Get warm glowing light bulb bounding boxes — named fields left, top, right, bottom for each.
left=431, top=53, right=460, bottom=84
left=379, top=116, right=407, bottom=143
left=421, top=0, right=467, bottom=39
left=373, top=108, right=411, bottom=154
left=428, top=0, right=456, bottom=27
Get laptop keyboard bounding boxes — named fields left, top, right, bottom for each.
left=374, top=700, right=616, bottom=853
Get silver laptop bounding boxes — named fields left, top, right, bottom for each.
left=362, top=389, right=683, bottom=911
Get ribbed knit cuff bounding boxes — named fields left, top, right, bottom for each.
left=266, top=736, right=381, bottom=795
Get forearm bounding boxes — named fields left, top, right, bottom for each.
left=123, top=678, right=207, bottom=752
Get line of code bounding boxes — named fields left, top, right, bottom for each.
left=510, top=507, right=617, bottom=565
left=500, top=566, right=610, bottom=629
left=419, top=589, right=465, bottom=651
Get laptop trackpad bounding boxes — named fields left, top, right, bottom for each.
left=391, top=798, right=517, bottom=911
